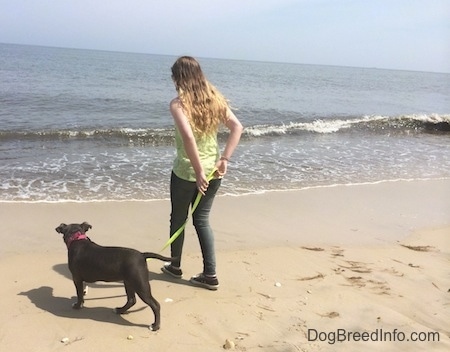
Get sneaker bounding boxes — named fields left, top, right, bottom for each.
left=161, top=264, right=183, bottom=279
left=190, top=273, right=219, bottom=290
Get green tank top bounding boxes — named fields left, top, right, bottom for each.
left=172, top=127, right=220, bottom=182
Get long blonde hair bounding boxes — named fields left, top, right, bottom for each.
left=171, top=56, right=229, bottom=136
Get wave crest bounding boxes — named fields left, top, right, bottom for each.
left=1, top=114, right=448, bottom=144
left=244, top=113, right=450, bottom=136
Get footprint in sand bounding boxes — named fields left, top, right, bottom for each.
left=339, top=260, right=372, bottom=274
left=318, top=311, right=340, bottom=318
left=381, top=267, right=404, bottom=277
left=343, top=276, right=390, bottom=295
left=330, top=247, right=345, bottom=257
left=333, top=259, right=391, bottom=295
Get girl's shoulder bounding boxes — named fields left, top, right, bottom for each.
left=170, top=97, right=180, bottom=105
left=170, top=97, right=184, bottom=111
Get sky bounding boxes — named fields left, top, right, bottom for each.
left=1, top=0, right=449, bottom=73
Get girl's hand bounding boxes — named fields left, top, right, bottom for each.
left=196, top=172, right=209, bottom=195
left=214, top=158, right=228, bottom=179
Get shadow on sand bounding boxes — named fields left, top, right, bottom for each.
left=18, top=262, right=195, bottom=328
left=18, top=286, right=149, bottom=328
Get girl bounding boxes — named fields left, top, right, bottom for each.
left=161, top=56, right=243, bottom=290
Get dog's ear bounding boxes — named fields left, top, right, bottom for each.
left=55, top=223, right=67, bottom=233
left=80, top=222, right=92, bottom=233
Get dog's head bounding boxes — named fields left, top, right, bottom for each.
left=55, top=222, right=92, bottom=243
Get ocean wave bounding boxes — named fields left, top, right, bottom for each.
left=244, top=113, right=450, bottom=136
left=0, top=114, right=449, bottom=144
left=0, top=127, right=176, bottom=146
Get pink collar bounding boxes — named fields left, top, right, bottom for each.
left=66, top=231, right=88, bottom=249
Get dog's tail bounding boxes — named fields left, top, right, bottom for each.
left=142, top=252, right=177, bottom=262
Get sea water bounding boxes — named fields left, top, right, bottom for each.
left=1, top=43, right=449, bottom=201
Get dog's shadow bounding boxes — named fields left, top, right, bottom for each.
left=18, top=286, right=149, bottom=328
left=17, top=264, right=152, bottom=328
left=19, top=263, right=194, bottom=328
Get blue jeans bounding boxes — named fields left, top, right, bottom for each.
left=169, top=171, right=221, bottom=276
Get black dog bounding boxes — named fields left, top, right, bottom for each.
left=55, top=222, right=174, bottom=331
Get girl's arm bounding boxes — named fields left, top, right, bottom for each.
left=215, top=107, right=244, bottom=178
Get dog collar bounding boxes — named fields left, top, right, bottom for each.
left=66, top=231, right=88, bottom=249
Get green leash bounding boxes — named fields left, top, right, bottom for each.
left=159, top=168, right=218, bottom=252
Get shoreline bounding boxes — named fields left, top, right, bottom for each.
left=1, top=178, right=449, bottom=351
left=1, top=176, right=449, bottom=204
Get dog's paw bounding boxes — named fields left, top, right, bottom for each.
left=72, top=302, right=83, bottom=309
left=149, top=324, right=159, bottom=331
left=113, top=308, right=126, bottom=315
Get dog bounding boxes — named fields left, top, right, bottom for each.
left=55, top=222, right=174, bottom=331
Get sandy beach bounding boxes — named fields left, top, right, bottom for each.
left=0, top=178, right=449, bottom=351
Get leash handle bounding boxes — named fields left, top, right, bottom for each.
left=160, top=168, right=218, bottom=252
